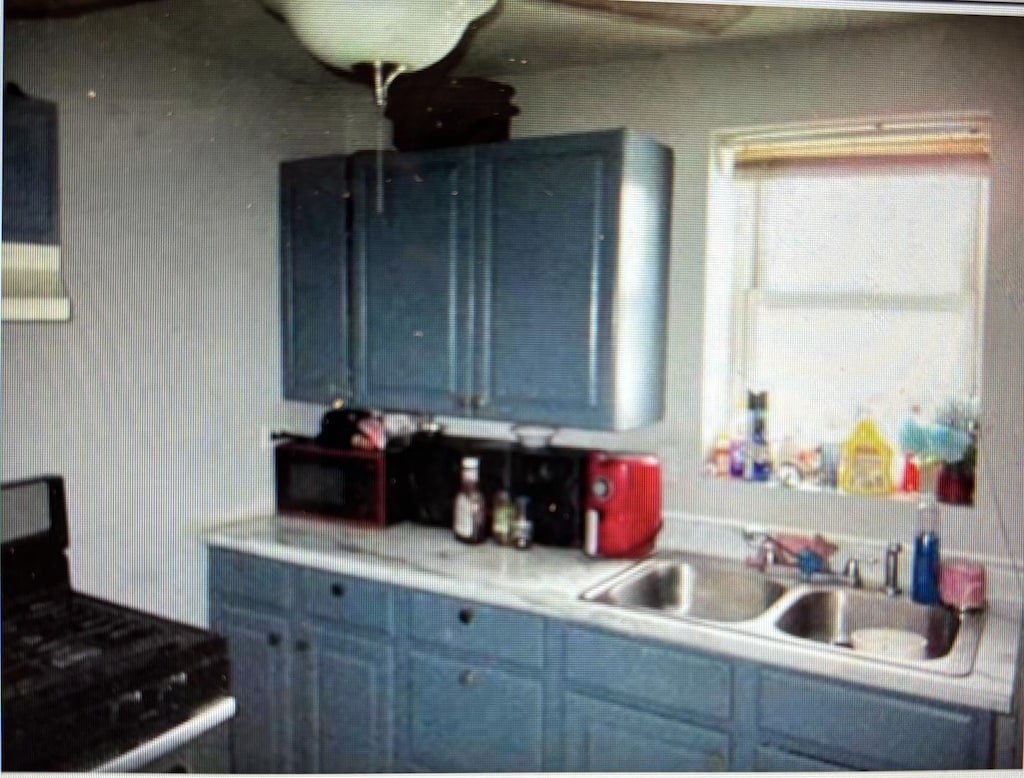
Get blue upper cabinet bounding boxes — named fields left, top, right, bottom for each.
left=476, top=131, right=672, bottom=429
left=280, top=156, right=350, bottom=403
left=3, top=84, right=59, bottom=245
left=349, top=148, right=476, bottom=416
left=348, top=130, right=673, bottom=430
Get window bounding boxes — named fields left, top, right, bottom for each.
left=701, top=114, right=990, bottom=495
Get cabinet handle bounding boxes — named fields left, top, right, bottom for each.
left=295, top=638, right=310, bottom=653
left=459, top=669, right=479, bottom=687
left=331, top=583, right=345, bottom=598
left=458, top=607, right=475, bottom=625
left=267, top=632, right=282, bottom=647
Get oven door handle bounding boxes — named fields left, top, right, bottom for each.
left=91, top=696, right=236, bottom=772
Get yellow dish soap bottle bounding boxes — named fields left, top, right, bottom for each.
left=839, top=418, right=894, bottom=496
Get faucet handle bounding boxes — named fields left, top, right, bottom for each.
left=842, top=558, right=863, bottom=587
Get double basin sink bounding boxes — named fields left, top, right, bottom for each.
left=580, top=551, right=984, bottom=676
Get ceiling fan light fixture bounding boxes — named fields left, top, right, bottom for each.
left=261, top=0, right=498, bottom=73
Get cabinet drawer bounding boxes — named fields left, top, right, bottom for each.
left=565, top=627, right=732, bottom=721
left=406, top=649, right=544, bottom=772
left=407, top=591, right=544, bottom=667
left=300, top=568, right=395, bottom=634
left=209, top=549, right=294, bottom=609
left=758, top=669, right=986, bottom=770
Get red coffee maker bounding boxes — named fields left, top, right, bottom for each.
left=583, top=452, right=662, bottom=558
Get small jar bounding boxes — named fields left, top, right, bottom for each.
left=491, top=490, right=514, bottom=546
left=511, top=496, right=533, bottom=549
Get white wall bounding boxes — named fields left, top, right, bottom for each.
left=1, top=0, right=382, bottom=624
left=3, top=5, right=1022, bottom=625
left=488, top=16, right=1024, bottom=561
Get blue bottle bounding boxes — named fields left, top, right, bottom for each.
left=747, top=390, right=771, bottom=481
left=912, top=500, right=942, bottom=605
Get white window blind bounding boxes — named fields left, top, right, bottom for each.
left=701, top=114, right=990, bottom=456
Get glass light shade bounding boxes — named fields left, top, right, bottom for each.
left=263, top=0, right=498, bottom=72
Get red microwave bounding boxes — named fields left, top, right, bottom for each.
left=274, top=440, right=394, bottom=526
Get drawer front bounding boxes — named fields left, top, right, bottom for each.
left=758, top=669, right=985, bottom=770
left=565, top=626, right=732, bottom=721
left=209, top=548, right=294, bottom=609
left=405, top=649, right=545, bottom=772
left=407, top=591, right=544, bottom=667
left=300, top=568, right=395, bottom=634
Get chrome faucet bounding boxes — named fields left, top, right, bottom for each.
left=883, top=542, right=903, bottom=597
left=841, top=558, right=863, bottom=588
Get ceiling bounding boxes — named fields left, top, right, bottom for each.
left=454, top=1, right=930, bottom=77
left=4, top=0, right=937, bottom=81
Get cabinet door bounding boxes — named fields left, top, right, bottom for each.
left=475, top=133, right=623, bottom=428
left=753, top=745, right=847, bottom=772
left=280, top=156, right=350, bottom=403
left=300, top=626, right=394, bottom=773
left=2, top=87, right=58, bottom=244
left=212, top=603, right=295, bottom=773
left=349, top=149, right=475, bottom=415
left=564, top=693, right=731, bottom=772
left=404, top=649, right=545, bottom=772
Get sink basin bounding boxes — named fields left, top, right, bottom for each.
left=581, top=555, right=788, bottom=623
left=774, top=588, right=960, bottom=658
left=580, top=551, right=985, bottom=675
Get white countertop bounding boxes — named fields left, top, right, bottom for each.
left=204, top=513, right=1023, bottom=714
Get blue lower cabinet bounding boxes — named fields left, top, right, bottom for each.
left=210, top=551, right=1005, bottom=774
left=564, top=693, right=731, bottom=772
left=403, top=649, right=545, bottom=772
left=753, top=745, right=846, bottom=772
left=757, top=668, right=990, bottom=770
left=212, top=603, right=295, bottom=773
left=301, top=627, right=394, bottom=773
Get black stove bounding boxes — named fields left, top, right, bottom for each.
left=1, top=476, right=231, bottom=771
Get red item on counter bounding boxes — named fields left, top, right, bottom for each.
left=901, top=455, right=921, bottom=493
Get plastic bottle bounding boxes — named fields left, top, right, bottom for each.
left=746, top=390, right=771, bottom=481
left=912, top=499, right=942, bottom=605
left=453, top=457, right=487, bottom=544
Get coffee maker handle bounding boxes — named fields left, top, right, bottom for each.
left=584, top=508, right=601, bottom=557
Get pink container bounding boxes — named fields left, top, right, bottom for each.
left=939, top=560, right=987, bottom=612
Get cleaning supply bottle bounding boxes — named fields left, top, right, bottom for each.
left=838, top=416, right=894, bottom=496
left=746, top=390, right=771, bottom=481
left=912, top=499, right=942, bottom=605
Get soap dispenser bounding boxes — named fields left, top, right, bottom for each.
left=912, top=499, right=942, bottom=605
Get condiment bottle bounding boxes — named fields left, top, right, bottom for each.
left=453, top=457, right=487, bottom=544
left=746, top=390, right=771, bottom=481
left=912, top=499, right=942, bottom=605
left=511, top=496, right=533, bottom=549
left=491, top=490, right=514, bottom=546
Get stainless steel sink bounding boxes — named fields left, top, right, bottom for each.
left=774, top=588, right=960, bottom=657
left=581, top=554, right=788, bottom=623
left=580, top=551, right=986, bottom=676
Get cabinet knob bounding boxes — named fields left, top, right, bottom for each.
left=472, top=395, right=488, bottom=410
left=295, top=638, right=310, bottom=653
left=458, top=607, right=475, bottom=625
left=459, top=669, right=479, bottom=687
left=267, top=632, right=282, bottom=647
left=331, top=583, right=345, bottom=598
